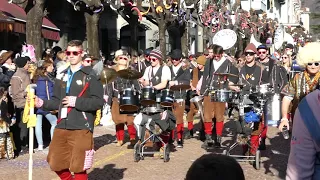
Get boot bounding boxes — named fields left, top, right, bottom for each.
left=259, top=138, right=266, bottom=150
left=184, top=129, right=194, bottom=139
left=130, top=138, right=136, bottom=146
left=215, top=135, right=222, bottom=148
left=201, top=134, right=213, bottom=149
left=116, top=140, right=123, bottom=147
left=177, top=139, right=183, bottom=148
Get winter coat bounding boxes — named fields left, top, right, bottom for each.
left=36, top=76, right=54, bottom=115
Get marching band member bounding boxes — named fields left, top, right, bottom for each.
left=279, top=42, right=320, bottom=131
left=186, top=55, right=206, bottom=139
left=105, top=49, right=139, bottom=147
left=168, top=49, right=191, bottom=148
left=139, top=49, right=171, bottom=151
left=232, top=43, right=269, bottom=157
left=256, top=44, right=288, bottom=150
left=200, top=44, right=239, bottom=149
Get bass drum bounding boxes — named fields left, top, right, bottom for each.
left=119, top=88, right=140, bottom=112
left=140, top=86, right=156, bottom=106
left=160, top=89, right=174, bottom=107
left=263, top=94, right=281, bottom=127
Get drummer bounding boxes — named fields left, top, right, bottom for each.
left=105, top=49, right=140, bottom=147
left=139, top=49, right=172, bottom=149
left=200, top=44, right=239, bottom=149
left=231, top=43, right=269, bottom=157
left=279, top=42, right=320, bottom=132
left=167, top=49, right=191, bottom=148
left=256, top=44, right=289, bottom=150
left=186, top=55, right=206, bottom=139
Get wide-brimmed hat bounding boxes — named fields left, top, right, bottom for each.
left=170, top=49, right=182, bottom=60
left=0, top=50, right=13, bottom=64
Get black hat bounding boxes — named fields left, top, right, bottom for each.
left=286, top=43, right=294, bottom=49
left=144, top=47, right=154, bottom=56
left=257, top=44, right=268, bottom=50
left=15, top=57, right=29, bottom=68
left=170, top=49, right=182, bottom=59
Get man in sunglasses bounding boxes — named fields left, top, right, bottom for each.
left=200, top=44, right=239, bottom=149
left=167, top=49, right=191, bottom=148
left=280, top=42, right=320, bottom=134
left=232, top=43, right=269, bottom=158
left=256, top=44, right=288, bottom=150
left=82, top=54, right=93, bottom=67
left=34, top=40, right=104, bottom=180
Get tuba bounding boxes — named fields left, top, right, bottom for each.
left=190, top=95, right=204, bottom=121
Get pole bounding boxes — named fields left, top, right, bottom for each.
left=28, top=84, right=37, bottom=180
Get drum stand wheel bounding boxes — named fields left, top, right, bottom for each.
left=134, top=143, right=142, bottom=162
left=254, top=150, right=261, bottom=170
left=163, top=144, right=170, bottom=162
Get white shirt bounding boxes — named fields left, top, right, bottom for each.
left=172, top=63, right=182, bottom=76
left=213, top=57, right=226, bottom=72
left=142, top=65, right=171, bottom=85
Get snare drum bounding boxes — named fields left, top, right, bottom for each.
left=209, top=89, right=233, bottom=103
left=140, top=86, right=156, bottom=106
left=119, top=88, right=140, bottom=112
left=160, top=89, right=174, bottom=107
left=255, top=84, right=274, bottom=94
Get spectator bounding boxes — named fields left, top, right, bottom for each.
left=33, top=61, right=57, bottom=151
left=42, top=47, right=51, bottom=60
left=10, top=57, right=30, bottom=155
left=186, top=154, right=245, bottom=180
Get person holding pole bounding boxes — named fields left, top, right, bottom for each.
left=34, top=40, right=104, bottom=180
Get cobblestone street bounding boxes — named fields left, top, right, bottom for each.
left=0, top=118, right=290, bottom=180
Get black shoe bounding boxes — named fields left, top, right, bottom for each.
left=185, top=129, right=194, bottom=139
left=201, top=134, right=213, bottom=149
left=177, top=139, right=183, bottom=148
left=259, top=138, right=266, bottom=150
left=215, top=135, right=222, bottom=148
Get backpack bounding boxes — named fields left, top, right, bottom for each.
left=298, top=98, right=320, bottom=180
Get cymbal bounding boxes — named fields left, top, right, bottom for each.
left=170, top=84, right=191, bottom=91
left=214, top=73, right=238, bottom=77
left=100, top=67, right=118, bottom=84
left=117, top=69, right=143, bottom=80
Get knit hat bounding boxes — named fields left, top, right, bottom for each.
left=244, top=43, right=258, bottom=54
left=0, top=50, right=13, bottom=64
left=15, top=57, right=29, bottom=68
left=196, top=55, right=207, bottom=65
left=149, top=49, right=163, bottom=60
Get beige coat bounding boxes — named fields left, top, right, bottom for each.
left=10, top=68, right=30, bottom=108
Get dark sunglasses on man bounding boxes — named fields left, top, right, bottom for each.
left=307, top=62, right=320, bottom=66
left=66, top=51, right=82, bottom=56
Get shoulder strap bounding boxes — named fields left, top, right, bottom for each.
left=298, top=98, right=320, bottom=145
left=45, top=80, right=50, bottom=100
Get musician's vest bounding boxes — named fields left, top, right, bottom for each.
left=208, top=59, right=232, bottom=89
left=150, top=66, right=163, bottom=87
left=239, top=62, right=265, bottom=94
left=169, top=66, right=188, bottom=98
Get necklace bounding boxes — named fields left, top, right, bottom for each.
left=304, top=71, right=320, bottom=92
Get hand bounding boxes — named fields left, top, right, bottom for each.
left=278, top=118, right=290, bottom=131
left=10, top=118, right=16, bottom=126
left=169, top=81, right=176, bottom=87
left=9, top=63, right=16, bottom=71
left=1, top=96, right=7, bottom=103
left=138, top=78, right=144, bottom=84
left=62, top=96, right=76, bottom=107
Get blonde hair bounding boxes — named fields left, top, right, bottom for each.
left=297, top=42, right=320, bottom=68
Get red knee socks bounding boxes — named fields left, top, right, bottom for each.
left=56, top=169, right=72, bottom=180
left=260, top=125, right=268, bottom=139
left=250, top=135, right=260, bottom=155
left=204, top=122, right=212, bottom=135
left=74, top=171, right=88, bottom=180
left=116, top=124, right=125, bottom=141
left=188, top=122, right=193, bottom=131
left=176, top=123, right=184, bottom=140
left=215, top=121, right=224, bottom=136
left=127, top=124, right=136, bottom=139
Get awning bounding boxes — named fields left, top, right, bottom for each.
left=0, top=11, right=14, bottom=32
left=0, top=0, right=60, bottom=41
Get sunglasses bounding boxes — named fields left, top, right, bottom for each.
left=150, top=58, right=158, bottom=62
left=65, top=51, right=82, bottom=56
left=84, top=59, right=92, bottom=63
left=281, top=56, right=288, bottom=59
left=204, top=54, right=209, bottom=56
left=307, top=62, right=320, bottom=66
left=119, top=56, right=128, bottom=61
left=258, top=51, right=267, bottom=54
left=244, top=52, right=255, bottom=56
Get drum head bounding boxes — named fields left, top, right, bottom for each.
left=119, top=105, right=139, bottom=112
left=140, top=100, right=156, bottom=106
left=160, top=102, right=173, bottom=107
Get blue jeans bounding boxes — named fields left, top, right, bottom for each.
left=35, top=114, right=57, bottom=145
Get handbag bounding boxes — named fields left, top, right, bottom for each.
left=46, top=80, right=58, bottom=115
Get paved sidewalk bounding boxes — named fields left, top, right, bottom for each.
left=0, top=118, right=289, bottom=180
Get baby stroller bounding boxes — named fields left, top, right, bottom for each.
left=222, top=94, right=266, bottom=170
left=133, top=108, right=176, bottom=162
